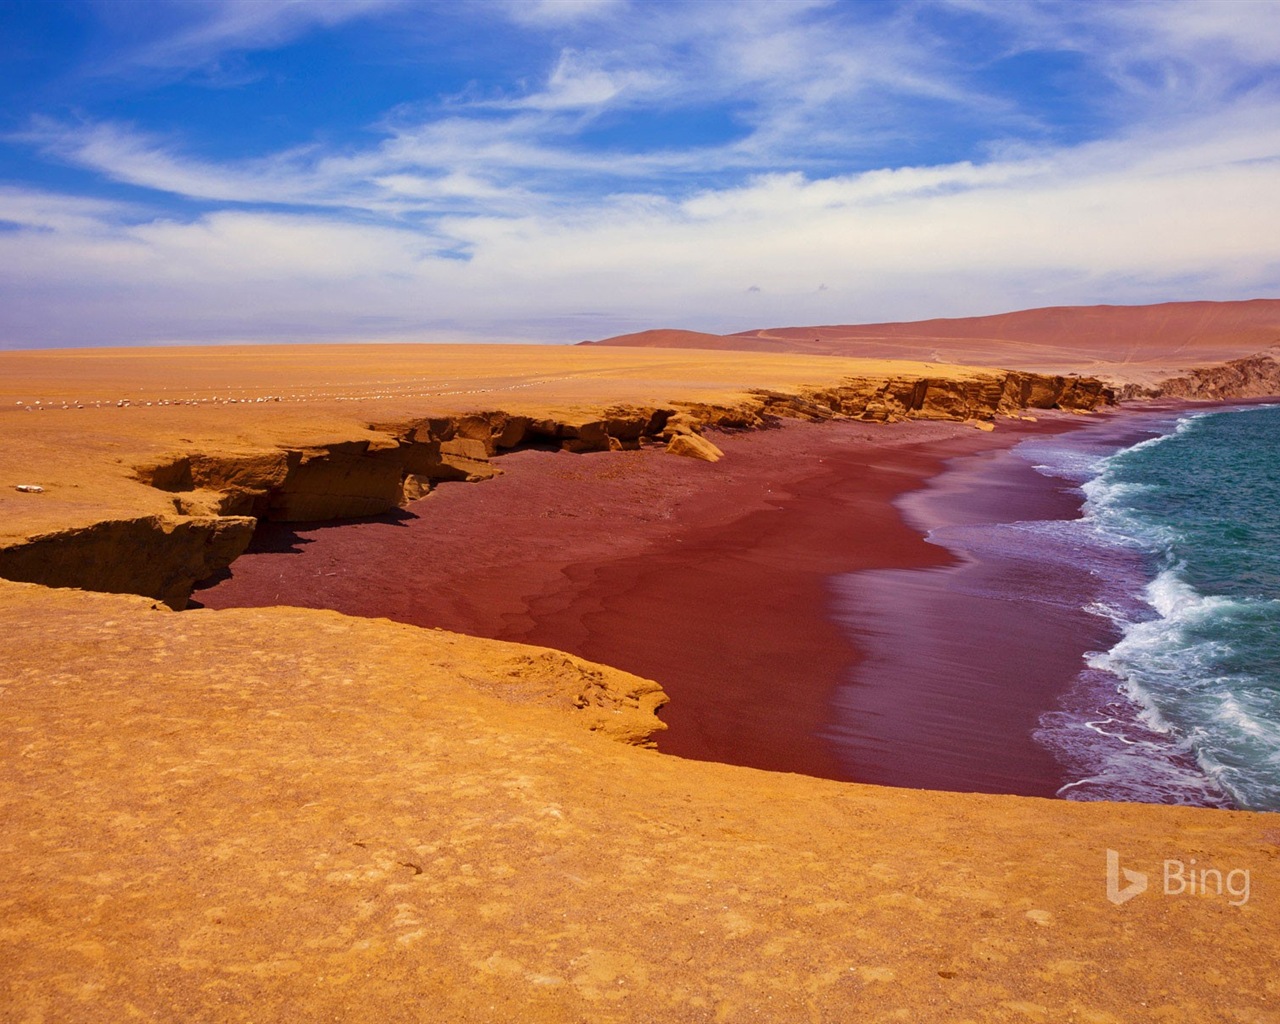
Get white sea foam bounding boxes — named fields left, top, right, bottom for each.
left=908, top=407, right=1278, bottom=808
left=1027, top=408, right=1280, bottom=809
left=1214, top=692, right=1280, bottom=743
left=1082, top=601, right=1123, bottom=621
left=1070, top=561, right=1280, bottom=808
left=1085, top=570, right=1280, bottom=814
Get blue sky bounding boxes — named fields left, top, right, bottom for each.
left=1, top=0, right=1279, bottom=348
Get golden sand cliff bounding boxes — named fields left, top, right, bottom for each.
left=1, top=338, right=1277, bottom=1022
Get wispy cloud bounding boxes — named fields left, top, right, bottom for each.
left=20, top=0, right=1026, bottom=213
left=945, top=0, right=1280, bottom=113
left=2, top=0, right=1278, bottom=347
left=5, top=97, right=1277, bottom=345
left=502, top=0, right=625, bottom=29
left=0, top=187, right=131, bottom=234
left=88, top=0, right=398, bottom=77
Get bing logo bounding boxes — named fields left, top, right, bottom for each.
left=1106, top=849, right=1251, bottom=907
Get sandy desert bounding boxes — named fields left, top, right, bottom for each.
left=3, top=302, right=1280, bottom=1022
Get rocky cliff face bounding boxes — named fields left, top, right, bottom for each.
left=0, top=370, right=1112, bottom=608
left=792, top=370, right=1110, bottom=423
left=132, top=406, right=673, bottom=526
left=129, top=373, right=1111, bottom=532
left=1123, top=347, right=1280, bottom=401
left=0, top=514, right=255, bottom=609
left=681, top=369, right=1112, bottom=431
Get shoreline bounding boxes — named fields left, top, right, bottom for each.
left=198, top=410, right=1124, bottom=790
left=7, top=575, right=1277, bottom=1020
left=826, top=407, right=1184, bottom=797
left=4, top=338, right=1279, bottom=1017
left=827, top=399, right=1278, bottom=803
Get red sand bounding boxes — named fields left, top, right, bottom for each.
left=198, top=416, right=1103, bottom=791
left=588, top=298, right=1280, bottom=374
left=828, top=439, right=1118, bottom=796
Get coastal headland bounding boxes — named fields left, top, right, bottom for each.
left=584, top=298, right=1280, bottom=396
left=3, top=308, right=1280, bottom=1020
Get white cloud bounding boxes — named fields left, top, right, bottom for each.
left=3, top=93, right=1278, bottom=348
left=0, top=187, right=131, bottom=234
left=92, top=0, right=398, bottom=75
left=24, top=117, right=543, bottom=217
left=3, top=0, right=1279, bottom=347
left=1104, top=0, right=1280, bottom=70
left=945, top=0, right=1280, bottom=118
left=127, top=211, right=442, bottom=281
left=21, top=2, right=1102, bottom=212
left=26, top=119, right=313, bottom=205
left=503, top=0, right=624, bottom=28
left=491, top=48, right=664, bottom=111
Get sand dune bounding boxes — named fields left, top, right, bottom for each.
left=588, top=298, right=1280, bottom=384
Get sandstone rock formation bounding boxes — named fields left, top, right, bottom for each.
left=0, top=514, right=255, bottom=608
left=666, top=433, right=723, bottom=462
left=1137, top=347, right=1280, bottom=401
left=0, top=348, right=1112, bottom=609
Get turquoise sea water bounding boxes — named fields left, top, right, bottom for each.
left=1030, top=404, right=1280, bottom=810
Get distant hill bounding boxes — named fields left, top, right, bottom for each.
left=583, top=300, right=1280, bottom=383
left=580, top=328, right=767, bottom=351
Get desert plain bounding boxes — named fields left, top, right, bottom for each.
left=3, top=301, right=1280, bottom=1022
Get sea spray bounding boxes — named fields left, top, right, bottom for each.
left=1031, top=404, right=1280, bottom=811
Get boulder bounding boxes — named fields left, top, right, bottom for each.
left=402, top=437, right=497, bottom=483
left=666, top=433, right=723, bottom=462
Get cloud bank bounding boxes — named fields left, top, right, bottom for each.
left=2, top=0, right=1278, bottom=347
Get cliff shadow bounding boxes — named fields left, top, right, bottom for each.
left=187, top=508, right=419, bottom=606
left=248, top=508, right=419, bottom=553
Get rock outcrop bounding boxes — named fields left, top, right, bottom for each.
left=0, top=371, right=1111, bottom=608
left=0, top=577, right=668, bottom=749
left=133, top=406, right=673, bottom=526
left=798, top=370, right=1112, bottom=422
left=666, top=433, right=724, bottom=462
left=130, top=371, right=1109, bottom=525
left=675, top=370, right=1112, bottom=432
left=465, top=647, right=668, bottom=747
left=0, top=514, right=255, bottom=609
left=1124, top=347, right=1280, bottom=401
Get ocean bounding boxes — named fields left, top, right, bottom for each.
left=1020, top=404, right=1280, bottom=811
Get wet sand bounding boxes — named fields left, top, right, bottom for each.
left=199, top=414, right=1106, bottom=791
left=824, top=404, right=1218, bottom=797
left=828, top=442, right=1112, bottom=796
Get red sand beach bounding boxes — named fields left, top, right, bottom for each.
left=827, top=425, right=1123, bottom=796
left=197, top=413, right=1121, bottom=793
left=7, top=340, right=1280, bottom=1018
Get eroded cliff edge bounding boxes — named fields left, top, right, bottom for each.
left=4, top=578, right=1275, bottom=1021
left=1, top=367, right=1110, bottom=609
left=1123, top=346, right=1280, bottom=401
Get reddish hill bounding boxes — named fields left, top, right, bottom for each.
left=578, top=328, right=765, bottom=351
left=586, top=300, right=1280, bottom=381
